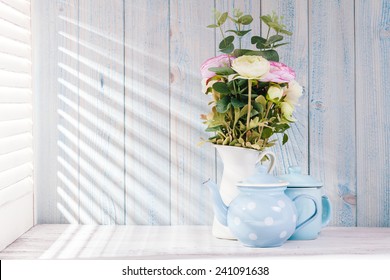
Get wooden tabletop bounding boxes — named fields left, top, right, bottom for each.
left=1, top=225, right=390, bottom=259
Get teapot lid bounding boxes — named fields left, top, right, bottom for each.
left=236, top=165, right=289, bottom=187
left=278, top=166, right=322, bottom=188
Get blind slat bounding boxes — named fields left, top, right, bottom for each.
left=0, top=119, right=32, bottom=138
left=0, top=148, right=32, bottom=173
left=0, top=69, right=31, bottom=88
left=0, top=88, right=31, bottom=103
left=0, top=177, right=32, bottom=208
left=0, top=104, right=31, bottom=121
left=0, top=2, right=30, bottom=29
left=0, top=52, right=31, bottom=73
left=0, top=18, right=30, bottom=45
left=0, top=163, right=32, bottom=191
left=0, top=0, right=30, bottom=16
left=0, top=133, right=32, bottom=155
left=0, top=35, right=30, bottom=59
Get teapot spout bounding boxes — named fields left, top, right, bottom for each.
left=203, top=179, right=228, bottom=226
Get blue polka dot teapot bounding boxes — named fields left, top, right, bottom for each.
left=204, top=151, right=318, bottom=248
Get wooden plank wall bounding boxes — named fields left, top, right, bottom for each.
left=33, top=0, right=390, bottom=226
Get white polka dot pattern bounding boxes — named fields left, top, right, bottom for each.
left=249, top=233, right=258, bottom=240
left=264, top=217, right=274, bottom=226
left=247, top=202, right=256, bottom=210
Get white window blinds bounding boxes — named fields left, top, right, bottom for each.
left=0, top=0, right=33, bottom=250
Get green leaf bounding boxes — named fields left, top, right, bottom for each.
left=268, top=34, right=284, bottom=44
left=231, top=97, right=246, bottom=108
left=232, top=49, right=262, bottom=57
left=260, top=15, right=272, bottom=25
left=233, top=49, right=278, bottom=60
left=212, top=82, right=231, bottom=95
left=268, top=21, right=281, bottom=31
left=207, top=24, right=219, bottom=28
left=280, top=29, right=293, bottom=36
left=251, top=36, right=268, bottom=49
left=217, top=12, right=228, bottom=26
left=255, top=95, right=267, bottom=106
left=258, top=50, right=279, bottom=61
left=226, top=29, right=251, bottom=37
left=216, top=96, right=231, bottom=113
left=253, top=102, right=264, bottom=114
left=205, top=126, right=222, bottom=132
left=272, top=42, right=289, bottom=48
left=251, top=36, right=266, bottom=44
left=275, top=123, right=290, bottom=133
left=239, top=105, right=248, bottom=119
left=238, top=15, right=253, bottom=25
left=233, top=107, right=241, bottom=126
left=282, top=133, right=289, bottom=145
left=237, top=79, right=247, bottom=87
left=233, top=8, right=244, bottom=18
left=256, top=41, right=269, bottom=49
left=208, top=67, right=236, bottom=75
left=262, top=127, right=273, bottom=139
left=219, top=36, right=235, bottom=49
left=220, top=43, right=234, bottom=54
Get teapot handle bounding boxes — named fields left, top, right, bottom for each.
left=256, top=151, right=276, bottom=173
left=293, top=194, right=319, bottom=231
left=321, top=195, right=332, bottom=227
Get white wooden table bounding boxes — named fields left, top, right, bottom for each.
left=0, top=225, right=389, bottom=259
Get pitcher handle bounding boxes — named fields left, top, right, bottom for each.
left=293, top=194, right=319, bottom=231
left=256, top=151, right=276, bottom=173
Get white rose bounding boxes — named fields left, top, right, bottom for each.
left=267, top=86, right=283, bottom=100
left=231, top=55, right=270, bottom=79
left=283, top=80, right=303, bottom=106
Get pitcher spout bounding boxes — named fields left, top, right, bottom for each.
left=203, top=179, right=228, bottom=226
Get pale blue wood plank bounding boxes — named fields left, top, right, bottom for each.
left=170, top=0, right=216, bottom=225
left=78, top=0, right=125, bottom=224
left=124, top=0, right=171, bottom=225
left=35, top=0, right=80, bottom=224
left=261, top=0, right=309, bottom=176
left=309, top=0, right=356, bottom=226
left=356, top=0, right=390, bottom=226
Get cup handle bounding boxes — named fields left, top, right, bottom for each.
left=321, top=195, right=332, bottom=227
left=293, top=194, right=319, bottom=231
left=256, top=151, right=276, bottom=173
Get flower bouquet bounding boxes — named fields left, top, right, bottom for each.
left=200, top=10, right=303, bottom=151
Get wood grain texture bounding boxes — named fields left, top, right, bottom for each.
left=78, top=0, right=125, bottom=224
left=309, top=0, right=356, bottom=226
left=356, top=0, right=390, bottom=226
left=31, top=0, right=390, bottom=227
left=34, top=0, right=79, bottom=224
left=261, top=0, right=309, bottom=176
left=1, top=225, right=390, bottom=259
left=124, top=0, right=171, bottom=225
left=56, top=0, right=80, bottom=224
left=170, top=0, right=216, bottom=225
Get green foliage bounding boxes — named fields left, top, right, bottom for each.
left=203, top=76, right=295, bottom=151
left=207, top=9, right=292, bottom=58
left=202, top=9, right=296, bottom=151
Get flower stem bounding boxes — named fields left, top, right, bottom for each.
left=246, top=79, right=252, bottom=138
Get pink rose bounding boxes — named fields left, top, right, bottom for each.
left=200, top=54, right=234, bottom=79
left=260, top=61, right=295, bottom=83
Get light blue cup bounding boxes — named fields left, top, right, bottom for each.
left=279, top=166, right=332, bottom=240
